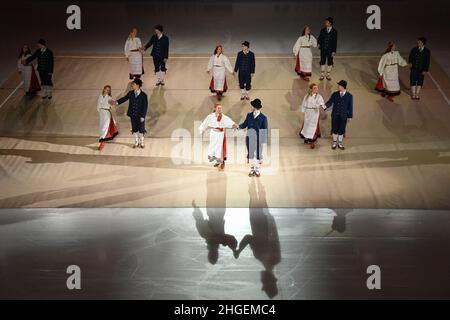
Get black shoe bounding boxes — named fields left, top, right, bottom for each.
left=48, top=95, right=52, bottom=100
left=338, top=143, right=345, bottom=150
left=332, top=142, right=337, bottom=150
left=42, top=95, right=48, bottom=99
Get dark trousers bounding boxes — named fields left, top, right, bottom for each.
left=246, top=135, right=263, bottom=160
left=319, top=50, right=334, bottom=66
left=410, top=70, right=425, bottom=86
left=39, top=71, right=53, bottom=86
left=331, top=116, right=347, bottom=135
left=153, top=56, right=166, bottom=72
left=130, top=116, right=146, bottom=134
left=238, top=72, right=252, bottom=90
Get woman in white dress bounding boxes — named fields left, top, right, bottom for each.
left=293, top=26, right=317, bottom=81
left=124, top=28, right=144, bottom=80
left=376, top=41, right=409, bottom=102
left=17, top=45, right=41, bottom=95
left=299, top=83, right=325, bottom=149
left=97, top=85, right=119, bottom=151
left=207, top=45, right=234, bottom=101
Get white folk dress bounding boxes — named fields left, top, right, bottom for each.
left=377, top=50, right=407, bottom=95
left=97, top=94, right=119, bottom=142
left=293, top=35, right=317, bottom=77
left=207, top=54, right=234, bottom=93
left=17, top=54, right=41, bottom=93
left=300, top=93, right=325, bottom=140
left=199, top=112, right=235, bottom=163
left=124, top=37, right=143, bottom=79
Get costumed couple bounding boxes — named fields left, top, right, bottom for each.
left=300, top=80, right=353, bottom=150
left=124, top=25, right=169, bottom=86
left=96, top=78, right=148, bottom=151
left=207, top=41, right=256, bottom=101
left=199, top=99, right=268, bottom=177
left=18, top=39, right=54, bottom=98
left=376, top=37, right=431, bottom=101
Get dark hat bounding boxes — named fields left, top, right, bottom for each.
left=250, top=98, right=262, bottom=109
left=37, top=38, right=46, bottom=46
left=154, top=24, right=163, bottom=32
left=133, top=78, right=143, bottom=87
left=418, top=36, right=427, bottom=45
left=337, top=80, right=347, bottom=89
left=242, top=41, right=250, bottom=47
left=325, top=17, right=334, bottom=24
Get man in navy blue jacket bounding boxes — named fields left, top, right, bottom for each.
left=317, top=17, right=337, bottom=81
left=233, top=41, right=256, bottom=101
left=144, top=24, right=169, bottom=86
left=324, top=80, right=353, bottom=150
left=110, top=79, right=148, bottom=148
left=238, top=99, right=268, bottom=177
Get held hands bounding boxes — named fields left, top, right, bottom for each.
left=164, top=58, right=168, bottom=63
left=422, top=71, right=427, bottom=75
left=347, top=118, right=352, bottom=123
left=251, top=73, right=254, bottom=78
left=108, top=99, right=116, bottom=106
left=232, top=123, right=239, bottom=129
left=331, top=52, right=335, bottom=57
left=140, top=117, right=145, bottom=123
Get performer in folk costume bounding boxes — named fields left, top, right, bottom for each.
left=299, top=83, right=325, bottom=149
left=293, top=25, right=317, bottom=81
left=317, top=17, right=337, bottom=81
left=143, top=24, right=169, bottom=86
left=124, top=28, right=144, bottom=80
left=233, top=41, right=256, bottom=101
left=25, top=39, right=54, bottom=99
left=199, top=104, right=238, bottom=170
left=408, top=37, right=431, bottom=100
left=17, top=45, right=41, bottom=95
left=97, top=85, right=119, bottom=151
left=238, top=99, right=268, bottom=177
left=324, top=80, right=353, bottom=150
left=207, top=45, right=234, bottom=101
left=376, top=41, right=409, bottom=102
left=110, top=79, right=148, bottom=149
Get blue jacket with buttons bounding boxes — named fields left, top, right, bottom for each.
left=324, top=91, right=353, bottom=120
left=117, top=90, right=148, bottom=118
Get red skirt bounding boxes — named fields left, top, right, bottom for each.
left=100, top=114, right=119, bottom=142
left=29, top=68, right=41, bottom=93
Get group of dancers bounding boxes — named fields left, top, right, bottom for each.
left=15, top=18, right=431, bottom=176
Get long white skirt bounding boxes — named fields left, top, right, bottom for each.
left=301, top=108, right=320, bottom=139
left=128, top=52, right=143, bottom=76
left=208, top=130, right=226, bottom=161
left=298, top=47, right=313, bottom=74
left=211, top=66, right=226, bottom=92
left=382, top=65, right=400, bottom=93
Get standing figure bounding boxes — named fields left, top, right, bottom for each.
left=17, top=45, right=41, bottom=95
left=238, top=99, right=268, bottom=177
left=25, top=39, right=54, bottom=99
left=233, top=41, right=256, bottom=101
left=317, top=17, right=337, bottom=81
left=408, top=37, right=431, bottom=100
left=376, top=41, right=409, bottom=102
left=293, top=25, right=317, bottom=81
left=124, top=28, right=144, bottom=80
left=97, top=85, right=119, bottom=151
left=199, top=104, right=238, bottom=170
left=207, top=45, right=234, bottom=101
left=323, top=80, right=353, bottom=150
left=110, top=79, right=148, bottom=148
left=299, top=83, right=325, bottom=149
left=144, top=24, right=169, bottom=86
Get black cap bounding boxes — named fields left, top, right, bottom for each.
left=154, top=24, right=163, bottom=32
left=242, top=41, right=250, bottom=48
left=325, top=17, right=334, bottom=24
left=337, top=80, right=347, bottom=89
left=37, top=38, right=46, bottom=46
left=250, top=98, right=262, bottom=109
left=133, top=78, right=143, bottom=87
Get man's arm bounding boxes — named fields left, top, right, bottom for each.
left=261, top=116, right=268, bottom=144
left=332, top=29, right=338, bottom=53
left=250, top=52, right=256, bottom=74
left=115, top=91, right=131, bottom=105
left=239, top=114, right=249, bottom=129
left=140, top=95, right=148, bottom=119
left=234, top=53, right=240, bottom=73
left=25, top=50, right=39, bottom=65
left=164, top=36, right=169, bottom=59
left=424, top=49, right=431, bottom=72
left=348, top=95, right=353, bottom=119
left=324, top=94, right=334, bottom=110
left=144, top=35, right=154, bottom=51
left=48, top=50, right=54, bottom=74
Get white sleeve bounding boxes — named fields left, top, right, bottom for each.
left=224, top=56, right=234, bottom=73
left=293, top=37, right=301, bottom=56
left=97, top=95, right=103, bottom=112
left=136, top=38, right=142, bottom=49
left=301, top=95, right=307, bottom=113
left=199, top=114, right=211, bottom=134
left=17, top=58, right=24, bottom=72
left=398, top=52, right=408, bottom=67
left=222, top=115, right=235, bottom=128
left=311, top=35, right=317, bottom=48
left=207, top=56, right=214, bottom=71
left=124, top=39, right=130, bottom=58
left=317, top=95, right=325, bottom=109
left=377, top=54, right=386, bottom=76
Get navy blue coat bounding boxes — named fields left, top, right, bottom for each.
left=117, top=90, right=148, bottom=118
left=26, top=48, right=54, bottom=73
left=144, top=34, right=169, bottom=59
left=317, top=27, right=338, bottom=53
left=234, top=51, right=256, bottom=74
left=408, top=47, right=431, bottom=73
left=239, top=112, right=268, bottom=143
left=325, top=91, right=353, bottom=120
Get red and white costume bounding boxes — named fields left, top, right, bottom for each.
left=293, top=35, right=317, bottom=78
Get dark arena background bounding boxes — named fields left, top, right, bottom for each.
left=1, top=0, right=450, bottom=308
